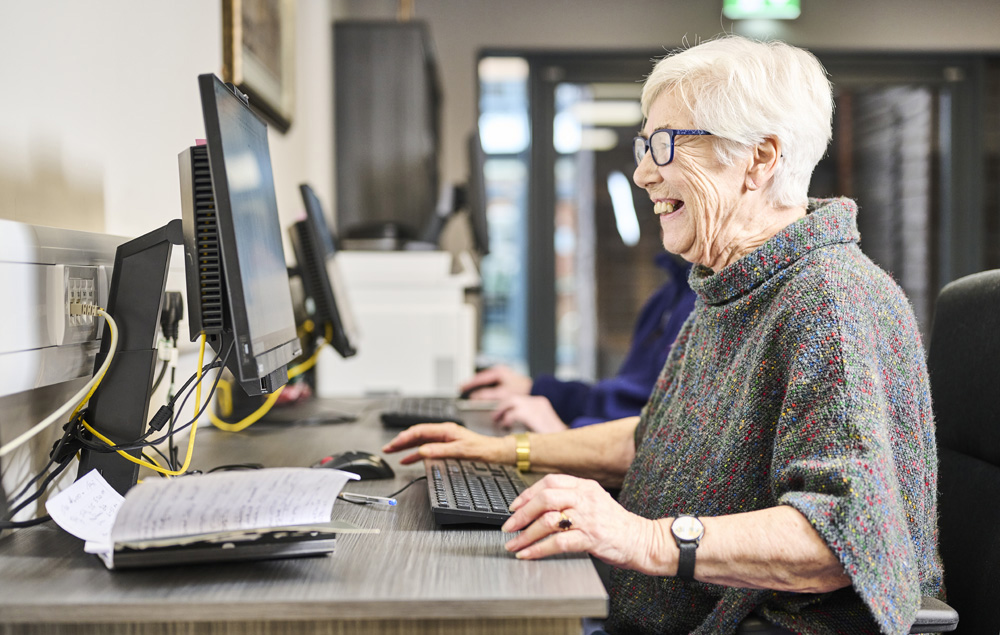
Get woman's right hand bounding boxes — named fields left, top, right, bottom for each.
left=459, top=365, right=532, bottom=401
left=381, top=422, right=514, bottom=466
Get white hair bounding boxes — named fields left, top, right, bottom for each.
left=641, top=35, right=833, bottom=208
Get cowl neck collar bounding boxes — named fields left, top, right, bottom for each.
left=688, top=197, right=861, bottom=306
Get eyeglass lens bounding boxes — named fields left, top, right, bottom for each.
left=633, top=130, right=675, bottom=166
left=632, top=137, right=647, bottom=165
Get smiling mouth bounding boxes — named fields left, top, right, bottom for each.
left=654, top=200, right=683, bottom=216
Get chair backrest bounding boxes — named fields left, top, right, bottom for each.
left=926, top=269, right=1000, bottom=634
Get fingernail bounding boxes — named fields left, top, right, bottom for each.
left=514, top=550, right=527, bottom=560
left=500, top=520, right=512, bottom=532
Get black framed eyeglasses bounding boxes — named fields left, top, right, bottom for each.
left=633, top=128, right=713, bottom=167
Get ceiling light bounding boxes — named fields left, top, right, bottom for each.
left=723, top=0, right=801, bottom=20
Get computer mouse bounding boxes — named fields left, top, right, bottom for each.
left=312, top=450, right=395, bottom=480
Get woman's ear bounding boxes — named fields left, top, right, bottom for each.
left=745, top=137, right=781, bottom=191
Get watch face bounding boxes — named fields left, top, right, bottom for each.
left=673, top=516, right=704, bottom=541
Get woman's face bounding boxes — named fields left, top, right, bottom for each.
left=633, top=89, right=752, bottom=270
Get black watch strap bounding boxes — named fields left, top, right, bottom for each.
left=676, top=541, right=697, bottom=582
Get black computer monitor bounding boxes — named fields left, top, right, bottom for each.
left=289, top=184, right=359, bottom=358
left=78, top=74, right=301, bottom=494
left=466, top=131, right=490, bottom=255
left=180, top=74, right=302, bottom=396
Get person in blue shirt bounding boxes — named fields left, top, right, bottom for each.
left=460, top=253, right=695, bottom=432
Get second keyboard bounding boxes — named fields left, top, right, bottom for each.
left=380, top=396, right=464, bottom=429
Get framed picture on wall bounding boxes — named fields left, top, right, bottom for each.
left=223, top=0, right=295, bottom=133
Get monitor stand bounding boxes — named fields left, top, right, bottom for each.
left=77, top=220, right=183, bottom=495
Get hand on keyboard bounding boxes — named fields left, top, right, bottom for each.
left=382, top=422, right=511, bottom=467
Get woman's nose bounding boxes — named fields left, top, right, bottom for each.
left=633, top=153, right=661, bottom=190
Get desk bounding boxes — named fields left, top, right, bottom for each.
left=0, top=399, right=608, bottom=635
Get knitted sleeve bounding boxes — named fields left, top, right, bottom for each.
left=768, top=273, right=936, bottom=634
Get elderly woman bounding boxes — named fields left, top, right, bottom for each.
left=384, top=35, right=941, bottom=634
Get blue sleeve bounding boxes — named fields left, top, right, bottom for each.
left=532, top=273, right=697, bottom=428
left=531, top=375, right=592, bottom=424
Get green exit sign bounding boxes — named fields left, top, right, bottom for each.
left=723, top=0, right=801, bottom=19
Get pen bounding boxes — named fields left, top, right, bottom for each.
left=341, top=492, right=398, bottom=506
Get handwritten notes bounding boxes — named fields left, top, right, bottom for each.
left=45, top=469, right=123, bottom=545
left=109, top=468, right=358, bottom=544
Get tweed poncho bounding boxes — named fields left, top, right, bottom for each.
left=609, top=198, right=942, bottom=635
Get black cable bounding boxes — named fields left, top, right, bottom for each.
left=207, top=463, right=264, bottom=473
left=166, top=345, right=226, bottom=410
left=388, top=476, right=427, bottom=498
left=4, top=456, right=73, bottom=520
left=164, top=341, right=233, bottom=437
left=8, top=414, right=78, bottom=506
left=149, top=359, right=170, bottom=394
left=146, top=444, right=173, bottom=469
left=336, top=495, right=368, bottom=506
left=336, top=476, right=428, bottom=506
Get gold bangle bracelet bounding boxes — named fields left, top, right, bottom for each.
left=514, top=432, right=530, bottom=472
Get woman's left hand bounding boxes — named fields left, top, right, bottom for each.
left=501, top=473, right=657, bottom=570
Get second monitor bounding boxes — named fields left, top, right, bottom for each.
left=289, top=184, right=360, bottom=359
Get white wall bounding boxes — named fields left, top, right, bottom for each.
left=0, top=0, right=344, bottom=238
left=344, top=0, right=1000, bottom=186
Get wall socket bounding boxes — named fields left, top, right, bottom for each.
left=46, top=264, right=108, bottom=347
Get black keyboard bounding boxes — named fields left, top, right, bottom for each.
left=425, top=458, right=528, bottom=525
left=380, top=397, right=464, bottom=429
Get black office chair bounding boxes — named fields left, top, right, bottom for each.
left=735, top=597, right=957, bottom=634
left=925, top=269, right=1000, bottom=634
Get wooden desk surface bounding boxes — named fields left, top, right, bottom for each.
left=0, top=399, right=608, bottom=634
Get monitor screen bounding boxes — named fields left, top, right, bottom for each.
left=290, top=184, right=359, bottom=358
left=467, top=131, right=490, bottom=255
left=182, top=74, right=301, bottom=395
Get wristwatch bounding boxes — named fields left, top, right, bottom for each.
left=670, top=515, right=704, bottom=582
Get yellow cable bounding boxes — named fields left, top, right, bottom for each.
left=208, top=329, right=328, bottom=433
left=80, top=335, right=209, bottom=477
left=69, top=310, right=118, bottom=421
left=215, top=378, right=233, bottom=417
left=208, top=388, right=285, bottom=433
